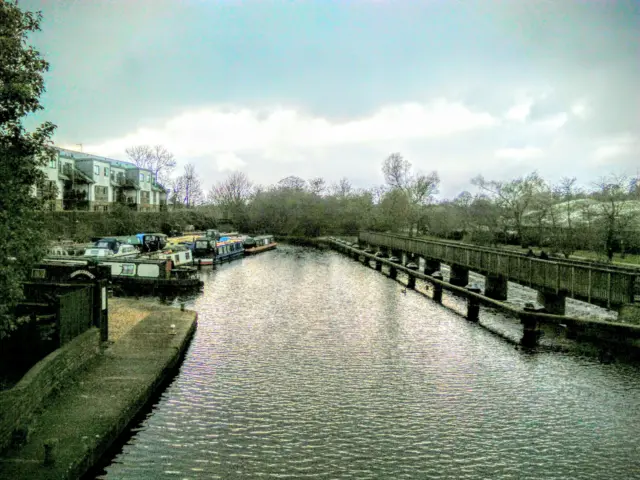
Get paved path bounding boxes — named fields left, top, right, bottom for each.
left=0, top=305, right=197, bottom=480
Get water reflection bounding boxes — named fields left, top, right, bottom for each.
left=98, top=246, right=640, bottom=480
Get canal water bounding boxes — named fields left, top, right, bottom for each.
left=97, top=245, right=640, bottom=479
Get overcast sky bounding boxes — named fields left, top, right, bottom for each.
left=24, top=0, right=640, bottom=198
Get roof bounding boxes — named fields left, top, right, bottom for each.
left=56, top=147, right=151, bottom=173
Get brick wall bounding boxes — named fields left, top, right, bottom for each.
left=0, top=328, right=100, bottom=454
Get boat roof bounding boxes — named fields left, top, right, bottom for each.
left=218, top=237, right=243, bottom=244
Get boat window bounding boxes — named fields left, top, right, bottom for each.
left=196, top=241, right=208, bottom=248
left=120, top=264, right=135, bottom=276
left=185, top=252, right=190, bottom=260
left=174, top=255, right=179, bottom=262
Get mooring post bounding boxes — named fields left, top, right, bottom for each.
left=406, top=261, right=418, bottom=289
left=389, top=264, right=398, bottom=279
left=388, top=251, right=400, bottom=279
left=521, top=304, right=542, bottom=347
left=432, top=272, right=443, bottom=303
left=466, top=284, right=482, bottom=322
left=375, top=259, right=383, bottom=271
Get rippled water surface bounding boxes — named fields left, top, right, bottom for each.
left=99, top=246, right=640, bottom=479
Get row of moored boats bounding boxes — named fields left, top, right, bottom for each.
left=44, top=230, right=277, bottom=293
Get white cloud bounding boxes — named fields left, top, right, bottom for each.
left=216, top=152, right=246, bottom=172
left=592, top=133, right=639, bottom=162
left=570, top=100, right=590, bottom=119
left=504, top=101, right=532, bottom=122
left=535, top=112, right=568, bottom=130
left=83, top=100, right=498, bottom=161
left=495, top=146, right=544, bottom=160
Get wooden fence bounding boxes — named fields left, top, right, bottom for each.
left=359, top=232, right=637, bottom=308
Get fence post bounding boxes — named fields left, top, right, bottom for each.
left=571, top=266, right=575, bottom=298
left=98, top=280, right=109, bottom=342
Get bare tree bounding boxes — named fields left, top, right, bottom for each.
left=331, top=177, right=353, bottom=198
left=381, top=153, right=439, bottom=235
left=550, top=177, right=582, bottom=257
left=182, top=163, right=204, bottom=208
left=208, top=172, right=253, bottom=218
left=452, top=191, right=474, bottom=234
left=369, top=185, right=387, bottom=205
left=125, top=145, right=176, bottom=185
left=382, top=153, right=412, bottom=189
left=277, top=175, right=307, bottom=191
left=472, top=171, right=546, bottom=244
left=592, top=174, right=632, bottom=261
left=308, top=177, right=326, bottom=196
left=169, top=176, right=185, bottom=209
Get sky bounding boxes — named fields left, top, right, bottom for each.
left=22, top=0, right=640, bottom=198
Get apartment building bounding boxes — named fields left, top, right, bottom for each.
left=38, top=148, right=168, bottom=212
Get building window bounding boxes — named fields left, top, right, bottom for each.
left=49, top=158, right=56, bottom=169
left=94, top=185, right=109, bottom=201
left=104, top=167, right=108, bottom=176
left=139, top=173, right=144, bottom=182
left=94, top=165, right=100, bottom=175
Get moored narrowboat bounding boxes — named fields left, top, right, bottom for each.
left=40, top=256, right=203, bottom=293
left=192, top=237, right=216, bottom=265
left=216, top=237, right=244, bottom=262
left=243, top=235, right=277, bottom=255
left=191, top=236, right=244, bottom=266
left=151, top=245, right=194, bottom=267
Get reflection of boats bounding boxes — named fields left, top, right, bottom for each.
left=243, top=235, right=277, bottom=255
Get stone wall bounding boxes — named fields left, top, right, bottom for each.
left=0, top=328, right=100, bottom=454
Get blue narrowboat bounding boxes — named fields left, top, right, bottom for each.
left=192, top=236, right=244, bottom=265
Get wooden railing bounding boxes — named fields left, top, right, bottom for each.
left=359, top=232, right=637, bottom=308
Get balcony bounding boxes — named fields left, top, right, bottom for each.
left=111, top=175, right=138, bottom=189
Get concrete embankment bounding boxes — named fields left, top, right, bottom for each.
left=0, top=299, right=197, bottom=480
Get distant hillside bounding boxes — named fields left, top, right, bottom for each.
left=523, top=199, right=640, bottom=228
